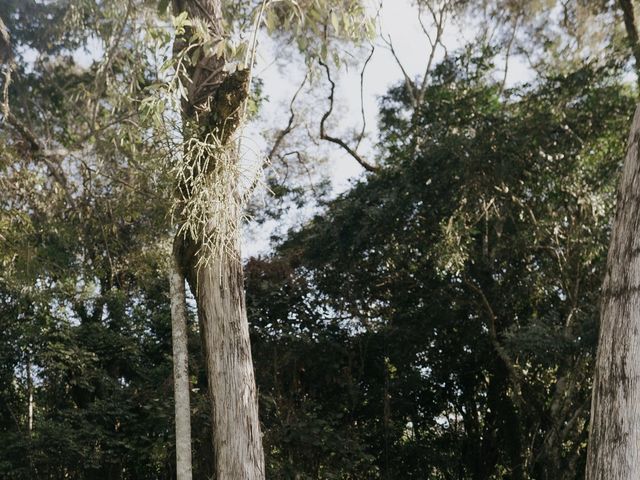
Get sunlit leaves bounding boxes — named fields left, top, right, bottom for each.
left=261, top=0, right=375, bottom=62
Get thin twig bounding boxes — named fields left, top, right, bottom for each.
left=77, top=156, right=162, bottom=200
left=91, top=0, right=133, bottom=132
left=282, top=150, right=319, bottom=196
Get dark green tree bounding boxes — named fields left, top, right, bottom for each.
left=246, top=54, right=634, bottom=479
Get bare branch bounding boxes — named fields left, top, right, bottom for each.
left=380, top=34, right=417, bottom=107
left=356, top=45, right=375, bottom=150
left=417, top=9, right=435, bottom=48
left=499, top=14, right=521, bottom=95
left=282, top=150, right=319, bottom=197
left=0, top=15, right=10, bottom=66
left=416, top=2, right=450, bottom=106
left=1, top=59, right=12, bottom=121
left=266, top=72, right=308, bottom=162
left=77, top=156, right=161, bottom=200
left=90, top=0, right=133, bottom=131
left=318, top=59, right=379, bottom=173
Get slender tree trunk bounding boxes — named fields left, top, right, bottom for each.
left=618, top=0, right=640, bottom=91
left=170, top=241, right=193, bottom=480
left=171, top=0, right=265, bottom=477
left=382, top=356, right=391, bottom=480
left=26, top=352, right=33, bottom=433
left=586, top=105, right=640, bottom=480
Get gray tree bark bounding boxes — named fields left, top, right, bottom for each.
left=169, top=243, right=193, bottom=480
left=172, top=0, right=265, bottom=477
left=193, top=239, right=264, bottom=478
left=586, top=105, right=640, bottom=480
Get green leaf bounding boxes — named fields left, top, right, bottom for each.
left=320, top=42, right=328, bottom=61
left=191, top=47, right=201, bottom=66
left=332, top=51, right=341, bottom=68
left=343, top=13, right=351, bottom=33
left=331, top=11, right=340, bottom=35
left=172, top=11, right=189, bottom=29
left=265, top=9, right=276, bottom=33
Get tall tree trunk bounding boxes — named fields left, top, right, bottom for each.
left=193, top=240, right=264, bottom=478
left=171, top=0, right=265, bottom=477
left=586, top=105, right=640, bottom=480
left=170, top=241, right=193, bottom=480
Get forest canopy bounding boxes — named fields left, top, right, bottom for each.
left=1, top=0, right=640, bottom=479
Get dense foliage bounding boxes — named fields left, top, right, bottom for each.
left=1, top=0, right=639, bottom=478
left=247, top=59, right=633, bottom=479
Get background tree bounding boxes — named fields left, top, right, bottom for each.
left=247, top=54, right=633, bottom=479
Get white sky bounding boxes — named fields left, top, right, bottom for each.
left=241, top=0, right=533, bottom=257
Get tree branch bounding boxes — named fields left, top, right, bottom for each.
left=318, top=59, right=378, bottom=173
left=416, top=2, right=449, bottom=106
left=499, top=14, right=520, bottom=95
left=4, top=112, right=74, bottom=205
left=381, top=34, right=417, bottom=107
left=0, top=15, right=12, bottom=119
left=266, top=72, right=307, bottom=162
left=463, top=276, right=522, bottom=400
left=0, top=15, right=73, bottom=204
left=356, top=45, right=375, bottom=150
